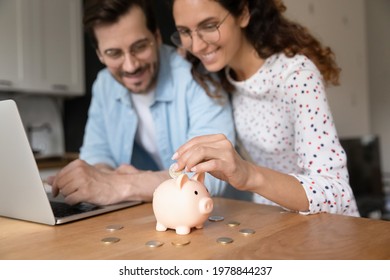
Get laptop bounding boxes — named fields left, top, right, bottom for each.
left=0, top=99, right=142, bottom=225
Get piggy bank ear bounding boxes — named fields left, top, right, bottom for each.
left=192, top=172, right=205, bottom=184
left=176, top=173, right=190, bottom=189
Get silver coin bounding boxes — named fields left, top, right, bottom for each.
left=101, top=237, right=120, bottom=244
left=145, top=240, right=164, bottom=248
left=106, top=224, right=124, bottom=232
left=169, top=163, right=184, bottom=179
left=239, top=228, right=256, bottom=236
left=226, top=221, right=240, bottom=227
left=208, top=215, right=225, bottom=222
left=217, top=237, right=233, bottom=244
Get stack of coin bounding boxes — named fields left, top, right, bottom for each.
left=216, top=237, right=233, bottom=244
left=105, top=224, right=124, bottom=232
left=239, top=228, right=256, bottom=236
left=101, top=237, right=120, bottom=244
left=208, top=215, right=225, bottom=222
left=171, top=239, right=191, bottom=247
left=226, top=221, right=240, bottom=227
left=145, top=240, right=164, bottom=248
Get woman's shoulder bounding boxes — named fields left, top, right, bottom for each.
left=271, top=53, right=318, bottom=72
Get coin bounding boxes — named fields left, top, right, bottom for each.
left=145, top=240, right=164, bottom=248
left=101, top=237, right=120, bottom=244
left=169, top=163, right=184, bottom=179
left=106, top=224, right=124, bottom=232
left=171, top=239, right=191, bottom=247
left=226, top=221, right=240, bottom=227
left=208, top=215, right=225, bottom=222
left=239, top=228, right=256, bottom=236
left=216, top=237, right=233, bottom=244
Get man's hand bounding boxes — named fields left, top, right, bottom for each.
left=47, top=159, right=170, bottom=205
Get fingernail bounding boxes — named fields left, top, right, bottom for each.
left=172, top=163, right=178, bottom=171
left=171, top=152, right=178, bottom=160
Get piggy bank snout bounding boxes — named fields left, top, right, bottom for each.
left=199, top=197, right=213, bottom=214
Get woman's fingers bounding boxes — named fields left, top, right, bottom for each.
left=172, top=134, right=235, bottom=177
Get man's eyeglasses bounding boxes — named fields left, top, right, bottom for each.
left=170, top=12, right=230, bottom=49
left=102, top=39, right=154, bottom=66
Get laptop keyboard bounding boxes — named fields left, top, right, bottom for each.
left=50, top=201, right=100, bottom=218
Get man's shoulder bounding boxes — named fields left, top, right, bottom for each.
left=95, top=68, right=114, bottom=82
left=159, top=44, right=192, bottom=72
left=157, top=44, right=199, bottom=94
left=94, top=68, right=124, bottom=90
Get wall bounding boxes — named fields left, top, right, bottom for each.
left=366, top=0, right=390, bottom=175
left=0, top=93, right=64, bottom=158
left=283, top=0, right=389, bottom=175
left=283, top=0, right=371, bottom=137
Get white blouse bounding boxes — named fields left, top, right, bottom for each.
left=227, top=53, right=360, bottom=216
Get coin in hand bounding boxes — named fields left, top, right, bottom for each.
left=169, top=163, right=184, bottom=179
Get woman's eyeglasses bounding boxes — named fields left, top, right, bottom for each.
left=171, top=12, right=230, bottom=49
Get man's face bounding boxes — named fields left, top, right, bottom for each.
left=95, top=6, right=161, bottom=93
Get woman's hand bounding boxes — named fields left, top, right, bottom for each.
left=172, top=134, right=252, bottom=190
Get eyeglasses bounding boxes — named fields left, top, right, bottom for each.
left=170, top=12, right=230, bottom=49
left=101, top=39, right=154, bottom=66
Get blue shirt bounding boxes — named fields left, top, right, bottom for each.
left=80, top=45, right=235, bottom=196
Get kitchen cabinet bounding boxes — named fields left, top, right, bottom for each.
left=0, top=0, right=85, bottom=96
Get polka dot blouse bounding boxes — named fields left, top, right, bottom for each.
left=226, top=53, right=360, bottom=217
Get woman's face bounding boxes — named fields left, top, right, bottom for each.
left=172, top=0, right=249, bottom=73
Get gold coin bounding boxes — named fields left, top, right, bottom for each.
left=217, top=237, right=233, bottom=244
left=106, top=224, right=124, bottom=232
left=169, top=164, right=184, bottom=179
left=145, top=240, right=164, bottom=248
left=208, top=215, right=225, bottom=222
left=226, top=221, right=240, bottom=227
left=171, top=239, right=191, bottom=247
left=239, top=228, right=256, bottom=236
left=101, top=237, right=120, bottom=244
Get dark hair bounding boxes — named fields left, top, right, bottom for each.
left=83, top=0, right=157, bottom=50
left=169, top=0, right=341, bottom=95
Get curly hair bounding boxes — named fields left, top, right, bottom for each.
left=169, top=0, right=341, bottom=96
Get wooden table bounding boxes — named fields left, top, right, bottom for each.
left=1, top=197, right=389, bottom=260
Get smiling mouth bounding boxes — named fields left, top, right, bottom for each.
left=202, top=50, right=217, bottom=58
left=198, top=48, right=219, bottom=64
left=122, top=66, right=147, bottom=78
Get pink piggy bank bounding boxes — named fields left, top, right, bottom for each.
left=152, top=172, right=213, bottom=235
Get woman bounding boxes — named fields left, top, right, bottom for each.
left=169, top=0, right=359, bottom=216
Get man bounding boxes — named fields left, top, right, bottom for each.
left=48, top=0, right=234, bottom=206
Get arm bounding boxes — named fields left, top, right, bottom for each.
left=50, top=71, right=170, bottom=205
left=172, top=134, right=309, bottom=212
left=49, top=159, right=170, bottom=205
left=181, top=76, right=236, bottom=196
